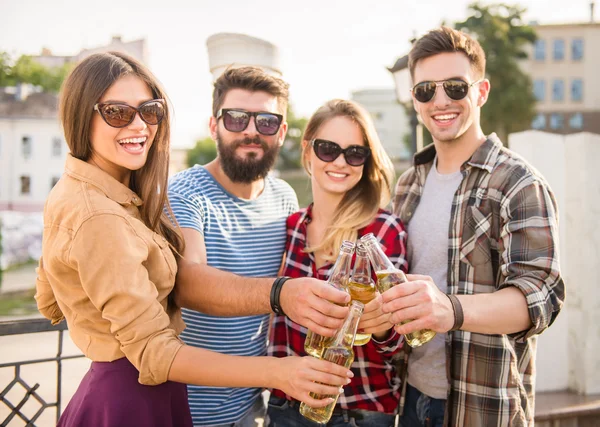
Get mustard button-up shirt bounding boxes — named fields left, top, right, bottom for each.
left=35, top=154, right=185, bottom=386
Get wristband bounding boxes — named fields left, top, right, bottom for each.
left=270, top=277, right=291, bottom=317
left=446, top=294, right=464, bottom=331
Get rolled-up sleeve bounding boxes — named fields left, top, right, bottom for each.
left=35, top=256, right=65, bottom=325
left=499, top=180, right=565, bottom=342
left=69, top=213, right=184, bottom=385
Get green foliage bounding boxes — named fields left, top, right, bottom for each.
left=278, top=105, right=308, bottom=171
left=455, top=2, right=537, bottom=143
left=187, top=136, right=217, bottom=167
left=0, top=52, right=72, bottom=93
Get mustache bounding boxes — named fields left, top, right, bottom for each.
left=232, top=136, right=269, bottom=151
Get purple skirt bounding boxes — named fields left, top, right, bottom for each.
left=58, top=357, right=193, bottom=427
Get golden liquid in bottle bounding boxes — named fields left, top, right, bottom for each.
left=347, top=280, right=376, bottom=346
left=304, top=330, right=333, bottom=358
left=299, top=347, right=354, bottom=423
left=375, top=270, right=437, bottom=348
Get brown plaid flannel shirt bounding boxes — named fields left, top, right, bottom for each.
left=392, top=134, right=565, bottom=427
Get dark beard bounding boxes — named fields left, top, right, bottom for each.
left=216, top=132, right=280, bottom=183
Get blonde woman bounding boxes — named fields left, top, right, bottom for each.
left=267, top=99, right=408, bottom=426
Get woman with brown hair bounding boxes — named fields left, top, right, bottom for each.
left=267, top=99, right=409, bottom=426
left=35, top=52, right=353, bottom=427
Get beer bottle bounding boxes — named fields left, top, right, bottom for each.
left=360, top=233, right=436, bottom=348
left=304, top=240, right=354, bottom=358
left=347, top=242, right=376, bottom=346
left=299, top=300, right=364, bottom=424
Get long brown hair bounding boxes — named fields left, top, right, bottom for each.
left=59, top=51, right=184, bottom=253
left=301, top=99, right=394, bottom=261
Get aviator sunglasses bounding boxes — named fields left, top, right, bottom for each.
left=216, top=108, right=283, bottom=136
left=311, top=139, right=371, bottom=167
left=94, top=99, right=166, bottom=128
left=412, top=79, right=481, bottom=103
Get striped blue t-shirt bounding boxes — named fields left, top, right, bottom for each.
left=168, top=165, right=298, bottom=426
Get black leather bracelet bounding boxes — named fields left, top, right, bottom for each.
left=447, top=294, right=464, bottom=331
left=270, top=277, right=291, bottom=316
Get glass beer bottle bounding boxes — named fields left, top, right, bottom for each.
left=304, top=240, right=355, bottom=358
left=360, top=233, right=437, bottom=348
left=299, top=300, right=364, bottom=424
left=347, top=242, right=376, bottom=346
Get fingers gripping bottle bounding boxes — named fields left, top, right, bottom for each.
left=299, top=300, right=364, bottom=424
left=304, top=240, right=355, bottom=358
left=347, top=243, right=377, bottom=346
left=360, top=233, right=436, bottom=348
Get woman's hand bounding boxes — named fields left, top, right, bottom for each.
left=272, top=356, right=353, bottom=407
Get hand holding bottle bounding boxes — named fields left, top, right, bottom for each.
left=272, top=355, right=354, bottom=408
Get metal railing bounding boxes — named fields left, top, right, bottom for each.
left=0, top=318, right=84, bottom=426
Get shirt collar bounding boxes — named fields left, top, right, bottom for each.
left=413, top=133, right=502, bottom=174
left=64, top=154, right=143, bottom=207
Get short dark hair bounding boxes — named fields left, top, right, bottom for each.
left=409, top=27, right=486, bottom=80
left=211, top=66, right=289, bottom=117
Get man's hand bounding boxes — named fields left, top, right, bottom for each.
left=279, top=278, right=350, bottom=337
left=273, top=356, right=353, bottom=408
left=381, top=274, right=454, bottom=335
left=357, top=293, right=394, bottom=340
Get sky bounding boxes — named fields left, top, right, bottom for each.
left=0, top=0, right=595, bottom=148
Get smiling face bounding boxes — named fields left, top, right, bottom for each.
left=412, top=52, right=489, bottom=145
left=209, top=88, right=287, bottom=183
left=88, top=74, right=157, bottom=185
left=306, top=115, right=365, bottom=198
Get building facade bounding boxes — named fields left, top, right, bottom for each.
left=522, top=22, right=600, bottom=134
left=351, top=88, right=410, bottom=160
left=0, top=92, right=65, bottom=212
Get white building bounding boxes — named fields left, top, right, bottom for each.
left=34, top=36, right=147, bottom=69
left=206, top=33, right=281, bottom=81
left=351, top=89, right=410, bottom=160
left=0, top=91, right=65, bottom=212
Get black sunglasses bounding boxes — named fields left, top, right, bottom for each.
left=412, top=79, right=481, bottom=103
left=216, top=108, right=283, bottom=136
left=311, top=139, right=371, bottom=167
left=94, top=99, right=166, bottom=128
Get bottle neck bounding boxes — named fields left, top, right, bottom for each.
left=331, top=304, right=363, bottom=347
left=362, top=238, right=395, bottom=272
left=328, top=251, right=353, bottom=290
left=351, top=253, right=371, bottom=281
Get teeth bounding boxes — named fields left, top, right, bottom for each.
left=118, top=137, right=146, bottom=144
left=434, top=114, right=458, bottom=121
left=327, top=172, right=347, bottom=178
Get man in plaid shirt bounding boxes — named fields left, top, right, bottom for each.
left=383, top=27, right=565, bottom=426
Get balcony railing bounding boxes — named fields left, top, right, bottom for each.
left=0, top=318, right=84, bottom=426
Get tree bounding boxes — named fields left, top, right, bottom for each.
left=187, top=136, right=217, bottom=167
left=455, top=2, right=537, bottom=143
left=277, top=105, right=307, bottom=170
left=0, top=51, right=72, bottom=93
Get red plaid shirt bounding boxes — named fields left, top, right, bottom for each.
left=268, top=205, right=409, bottom=414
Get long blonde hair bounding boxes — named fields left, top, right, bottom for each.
left=301, top=99, right=394, bottom=261
left=59, top=52, right=184, bottom=254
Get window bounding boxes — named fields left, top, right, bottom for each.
left=553, top=39, right=565, bottom=60
left=569, top=113, right=584, bottom=129
left=52, top=137, right=62, bottom=157
left=531, top=113, right=546, bottom=130
left=552, top=79, right=564, bottom=102
left=550, top=113, right=564, bottom=130
left=22, top=136, right=32, bottom=159
left=571, top=79, right=583, bottom=102
left=51, top=176, right=61, bottom=189
left=20, top=176, right=31, bottom=195
left=572, top=39, right=584, bottom=60
left=533, top=80, right=546, bottom=101
left=534, top=39, right=546, bottom=61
